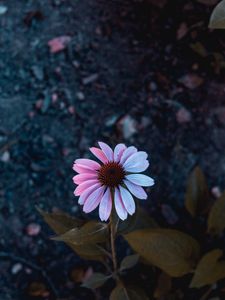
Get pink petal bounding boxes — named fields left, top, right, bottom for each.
left=126, top=174, right=155, bottom=187
left=74, top=179, right=99, bottom=196
left=114, top=188, right=128, bottom=220
left=119, top=186, right=135, bottom=215
left=78, top=183, right=101, bottom=205
left=114, top=143, right=127, bottom=162
left=73, top=163, right=96, bottom=174
left=124, top=179, right=147, bottom=200
left=75, top=159, right=100, bottom=170
left=83, top=186, right=105, bottom=213
left=120, top=146, right=137, bottom=165
left=98, top=142, right=113, bottom=161
left=73, top=173, right=98, bottom=185
left=99, top=188, right=112, bottom=221
left=90, top=147, right=108, bottom=163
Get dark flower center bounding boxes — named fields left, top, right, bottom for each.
left=98, top=162, right=125, bottom=187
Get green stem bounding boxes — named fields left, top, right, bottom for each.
left=110, top=214, right=117, bottom=273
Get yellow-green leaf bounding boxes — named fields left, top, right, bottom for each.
left=110, top=283, right=149, bottom=300
left=82, top=272, right=110, bottom=289
left=37, top=207, right=84, bottom=234
left=38, top=208, right=105, bottom=261
left=185, top=167, right=209, bottom=217
left=208, top=192, right=225, bottom=235
left=52, top=221, right=108, bottom=245
left=124, top=229, right=200, bottom=277
left=120, top=254, right=139, bottom=271
left=209, top=0, right=225, bottom=29
left=190, top=249, right=225, bottom=288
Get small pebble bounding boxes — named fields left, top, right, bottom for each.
left=11, top=263, right=23, bottom=275
left=82, top=73, right=99, bottom=85
left=76, top=91, right=85, bottom=100
left=26, top=223, right=41, bottom=236
left=0, top=151, right=10, bottom=162
left=0, top=5, right=7, bottom=15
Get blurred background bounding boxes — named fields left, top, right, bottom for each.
left=0, top=0, right=225, bottom=299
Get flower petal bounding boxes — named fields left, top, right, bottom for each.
left=120, top=146, right=137, bottom=165
left=75, top=159, right=101, bottom=170
left=78, top=183, right=101, bottom=205
left=98, top=141, right=114, bottom=161
left=73, top=173, right=98, bottom=185
left=124, top=179, right=147, bottom=200
left=73, top=163, right=96, bottom=174
left=83, top=186, right=105, bottom=213
left=124, top=160, right=149, bottom=173
left=90, top=147, right=108, bottom=164
left=99, top=188, right=112, bottom=221
left=74, top=179, right=99, bottom=196
left=114, top=143, right=127, bottom=162
left=126, top=174, right=155, bottom=187
left=119, top=186, right=136, bottom=215
left=114, top=188, right=128, bottom=220
left=123, top=151, right=148, bottom=169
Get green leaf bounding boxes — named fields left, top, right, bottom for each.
left=110, top=283, right=149, bottom=300
left=119, top=207, right=158, bottom=235
left=124, top=229, right=200, bottom=277
left=82, top=272, right=110, bottom=289
left=209, top=0, right=225, bottom=29
left=185, top=167, right=209, bottom=217
left=208, top=192, right=225, bottom=235
left=120, top=254, right=139, bottom=271
left=190, top=249, right=225, bottom=288
left=52, top=221, right=108, bottom=245
left=38, top=208, right=106, bottom=261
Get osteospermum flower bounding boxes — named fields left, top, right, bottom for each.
left=73, top=142, right=154, bottom=221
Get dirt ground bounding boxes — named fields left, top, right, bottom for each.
left=0, top=0, right=225, bottom=299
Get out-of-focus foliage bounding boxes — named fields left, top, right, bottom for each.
left=190, top=249, right=225, bottom=288
left=185, top=166, right=209, bottom=217
left=208, top=192, right=225, bottom=235
left=40, top=166, right=225, bottom=298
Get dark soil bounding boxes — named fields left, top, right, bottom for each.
left=0, top=0, right=225, bottom=299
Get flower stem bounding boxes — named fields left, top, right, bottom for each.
left=110, top=214, right=117, bottom=275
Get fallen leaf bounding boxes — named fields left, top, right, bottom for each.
left=177, top=22, right=188, bottom=40
left=28, top=282, right=49, bottom=297
left=48, top=36, right=71, bottom=53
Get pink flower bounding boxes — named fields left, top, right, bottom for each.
left=73, top=142, right=154, bottom=221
